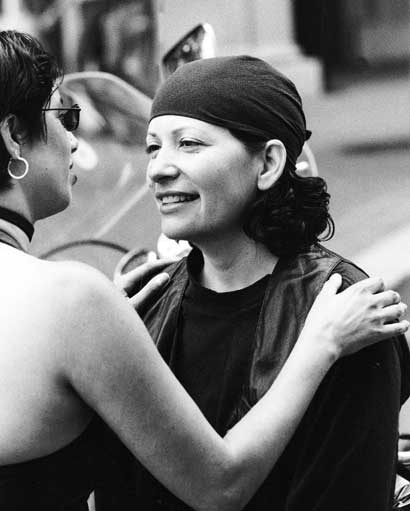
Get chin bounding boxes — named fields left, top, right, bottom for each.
left=56, top=189, right=72, bottom=212
left=38, top=192, right=72, bottom=220
left=161, top=221, right=199, bottom=243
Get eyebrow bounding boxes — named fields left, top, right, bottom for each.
left=147, top=126, right=207, bottom=139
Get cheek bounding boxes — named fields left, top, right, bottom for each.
left=203, top=167, right=256, bottom=211
left=57, top=134, right=71, bottom=159
left=199, top=182, right=253, bottom=231
left=47, top=122, right=71, bottom=158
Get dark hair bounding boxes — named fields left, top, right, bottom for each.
left=229, top=129, right=335, bottom=257
left=0, top=30, right=61, bottom=189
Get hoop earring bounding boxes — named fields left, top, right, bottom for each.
left=7, top=156, right=29, bottom=180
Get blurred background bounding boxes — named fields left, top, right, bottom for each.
left=1, top=0, right=410, bottom=431
left=1, top=0, right=409, bottom=313
left=0, top=0, right=408, bottom=273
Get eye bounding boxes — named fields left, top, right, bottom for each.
left=145, top=143, right=160, bottom=157
left=179, top=139, right=202, bottom=150
left=57, top=112, right=67, bottom=127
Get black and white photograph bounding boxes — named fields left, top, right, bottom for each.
left=0, top=1, right=409, bottom=510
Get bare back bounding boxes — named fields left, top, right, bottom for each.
left=0, top=244, right=92, bottom=464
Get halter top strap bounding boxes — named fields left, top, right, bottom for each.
left=0, top=207, right=33, bottom=252
left=0, top=206, right=34, bottom=240
left=0, top=230, right=24, bottom=250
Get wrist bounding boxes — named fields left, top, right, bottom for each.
left=296, top=329, right=341, bottom=368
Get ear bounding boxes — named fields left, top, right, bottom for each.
left=0, top=114, right=23, bottom=159
left=256, top=139, right=287, bottom=191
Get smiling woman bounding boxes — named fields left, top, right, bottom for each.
left=146, top=116, right=261, bottom=245
left=0, top=32, right=409, bottom=511
left=98, top=55, right=410, bottom=511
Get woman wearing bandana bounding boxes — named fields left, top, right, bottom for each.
left=0, top=32, right=408, bottom=510
left=98, top=56, right=410, bottom=511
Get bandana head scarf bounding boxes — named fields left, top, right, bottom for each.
left=150, top=55, right=311, bottom=168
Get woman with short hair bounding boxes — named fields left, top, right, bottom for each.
left=0, top=32, right=407, bottom=511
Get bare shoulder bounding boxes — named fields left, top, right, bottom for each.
left=1, top=247, right=113, bottom=314
left=14, top=256, right=131, bottom=338
left=37, top=259, right=121, bottom=311
left=32, top=258, right=148, bottom=374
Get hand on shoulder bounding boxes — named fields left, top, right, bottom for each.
left=300, top=274, right=409, bottom=359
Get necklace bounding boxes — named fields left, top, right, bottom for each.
left=0, top=230, right=25, bottom=250
left=0, top=207, right=33, bottom=252
left=0, top=207, right=34, bottom=240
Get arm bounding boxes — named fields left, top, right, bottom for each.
left=282, top=340, right=404, bottom=511
left=281, top=265, right=410, bottom=511
left=56, top=264, right=407, bottom=511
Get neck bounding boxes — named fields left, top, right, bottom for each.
left=0, top=191, right=35, bottom=248
left=195, top=233, right=278, bottom=292
left=0, top=189, right=34, bottom=224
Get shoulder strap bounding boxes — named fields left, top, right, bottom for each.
left=0, top=230, right=23, bottom=250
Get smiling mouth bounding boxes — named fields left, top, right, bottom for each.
left=160, top=194, right=199, bottom=205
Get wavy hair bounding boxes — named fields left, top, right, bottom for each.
left=0, top=30, right=61, bottom=189
left=230, top=130, right=335, bottom=257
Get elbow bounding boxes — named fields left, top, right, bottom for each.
left=193, top=467, right=252, bottom=511
left=195, top=490, right=249, bottom=511
left=210, top=494, right=249, bottom=511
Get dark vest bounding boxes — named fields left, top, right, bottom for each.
left=143, top=244, right=367, bottom=412
left=95, top=243, right=410, bottom=511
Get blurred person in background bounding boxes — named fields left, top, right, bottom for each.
left=1, top=31, right=406, bottom=511
left=100, top=56, right=410, bottom=511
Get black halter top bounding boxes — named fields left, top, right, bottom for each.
left=0, top=207, right=34, bottom=241
left=0, top=420, right=103, bottom=511
left=0, top=208, right=103, bottom=510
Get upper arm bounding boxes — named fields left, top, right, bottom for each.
left=281, top=260, right=404, bottom=510
left=332, top=259, right=410, bottom=403
left=53, top=263, right=227, bottom=509
left=284, top=324, right=402, bottom=510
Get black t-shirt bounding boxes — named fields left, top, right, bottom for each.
left=128, top=255, right=273, bottom=511
left=174, top=253, right=270, bottom=434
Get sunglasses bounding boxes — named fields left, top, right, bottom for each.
left=42, top=104, right=81, bottom=132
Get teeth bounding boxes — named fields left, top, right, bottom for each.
left=161, top=195, right=197, bottom=204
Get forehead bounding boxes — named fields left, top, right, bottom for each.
left=147, top=115, right=229, bottom=138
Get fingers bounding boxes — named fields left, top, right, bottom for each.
left=372, top=289, right=401, bottom=308
left=347, top=318, right=410, bottom=355
left=378, top=302, right=407, bottom=323
left=353, top=276, right=385, bottom=294
left=319, top=274, right=385, bottom=297
left=129, top=272, right=170, bottom=311
left=320, top=273, right=342, bottom=296
left=377, top=319, right=410, bottom=339
left=318, top=275, right=388, bottom=301
left=120, top=257, right=180, bottom=294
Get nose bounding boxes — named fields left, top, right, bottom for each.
left=146, top=149, right=180, bottom=186
left=68, top=131, right=79, bottom=154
